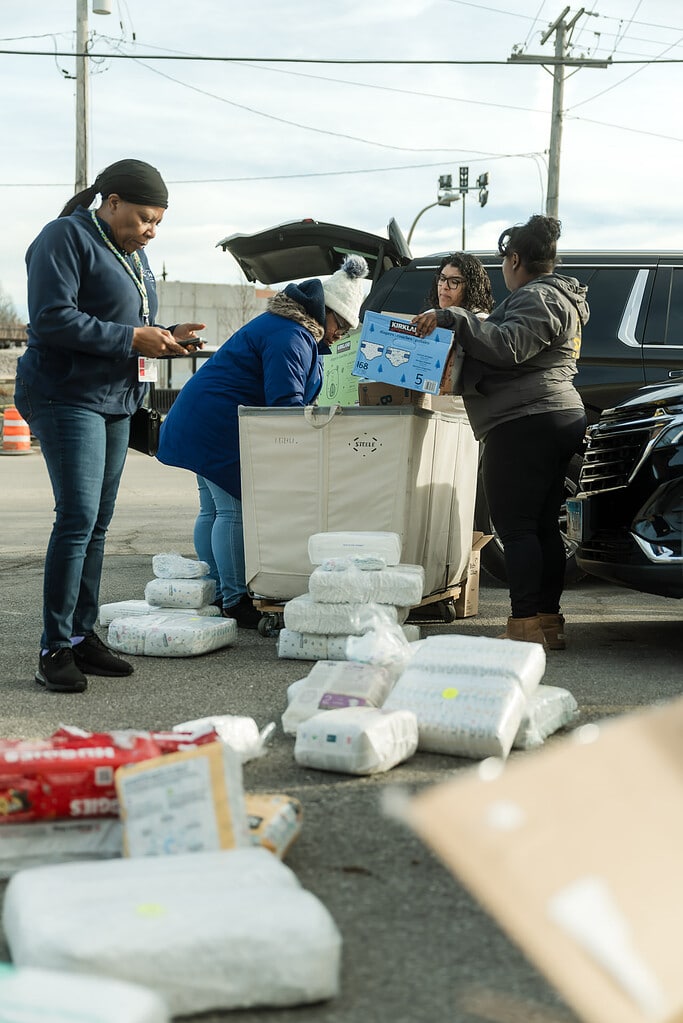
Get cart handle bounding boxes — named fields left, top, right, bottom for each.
left=304, top=405, right=341, bottom=429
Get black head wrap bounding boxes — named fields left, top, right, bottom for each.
left=94, top=159, right=168, bottom=208
left=59, top=158, right=169, bottom=217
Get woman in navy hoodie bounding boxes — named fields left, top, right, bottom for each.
left=15, top=158, right=204, bottom=693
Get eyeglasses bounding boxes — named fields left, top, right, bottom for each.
left=330, top=309, right=351, bottom=338
left=437, top=273, right=465, bottom=290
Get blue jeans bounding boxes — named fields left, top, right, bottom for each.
left=193, top=476, right=247, bottom=608
left=15, top=377, right=130, bottom=650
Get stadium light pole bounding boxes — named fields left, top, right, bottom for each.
left=407, top=175, right=461, bottom=247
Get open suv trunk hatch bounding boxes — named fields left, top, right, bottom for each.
left=216, top=218, right=412, bottom=286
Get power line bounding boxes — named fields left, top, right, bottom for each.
left=0, top=47, right=682, bottom=64
left=132, top=57, right=503, bottom=155
left=0, top=153, right=546, bottom=188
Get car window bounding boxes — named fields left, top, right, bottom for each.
left=643, top=268, right=683, bottom=346
left=562, top=266, right=640, bottom=346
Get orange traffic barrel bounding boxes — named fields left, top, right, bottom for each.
left=1, top=407, right=32, bottom=455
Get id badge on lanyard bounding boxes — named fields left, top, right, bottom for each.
left=138, top=357, right=158, bottom=383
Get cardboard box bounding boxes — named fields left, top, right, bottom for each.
left=115, top=741, right=249, bottom=856
left=406, top=695, right=683, bottom=1023
left=454, top=532, right=493, bottom=618
left=320, top=331, right=363, bottom=406
left=357, top=381, right=430, bottom=409
left=352, top=312, right=452, bottom=395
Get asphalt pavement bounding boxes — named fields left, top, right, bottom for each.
left=0, top=449, right=681, bottom=1023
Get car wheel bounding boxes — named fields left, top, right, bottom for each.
left=474, top=454, right=586, bottom=586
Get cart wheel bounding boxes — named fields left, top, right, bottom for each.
left=438, top=599, right=457, bottom=623
left=257, top=613, right=282, bottom=638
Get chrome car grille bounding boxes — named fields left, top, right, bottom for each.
left=579, top=410, right=674, bottom=494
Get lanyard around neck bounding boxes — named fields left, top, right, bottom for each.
left=90, top=209, right=150, bottom=325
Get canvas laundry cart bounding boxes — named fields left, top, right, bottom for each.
left=238, top=405, right=479, bottom=634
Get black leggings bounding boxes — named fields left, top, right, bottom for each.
left=481, top=410, right=586, bottom=618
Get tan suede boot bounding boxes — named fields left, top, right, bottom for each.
left=498, top=615, right=548, bottom=649
left=537, top=613, right=566, bottom=650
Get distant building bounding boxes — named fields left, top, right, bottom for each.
left=156, top=280, right=274, bottom=392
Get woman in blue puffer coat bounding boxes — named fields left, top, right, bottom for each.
left=157, top=255, right=369, bottom=627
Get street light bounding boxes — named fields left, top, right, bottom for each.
left=407, top=189, right=460, bottom=246
left=75, top=0, right=110, bottom=193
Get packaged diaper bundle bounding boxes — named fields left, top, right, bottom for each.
left=282, top=659, right=395, bottom=735
left=308, top=531, right=402, bottom=566
left=100, top=599, right=220, bottom=627
left=277, top=624, right=420, bottom=662
left=282, top=593, right=403, bottom=636
left=3, top=848, right=342, bottom=1014
left=513, top=684, right=579, bottom=750
left=294, top=707, right=419, bottom=775
left=152, top=553, right=210, bottom=579
left=382, top=634, right=545, bottom=759
left=308, top=561, right=424, bottom=607
left=108, top=612, right=236, bottom=657
left=144, top=576, right=217, bottom=610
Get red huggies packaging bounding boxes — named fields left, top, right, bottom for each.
left=0, top=725, right=220, bottom=824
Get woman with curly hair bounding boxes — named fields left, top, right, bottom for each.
left=425, top=252, right=495, bottom=318
left=424, top=253, right=494, bottom=396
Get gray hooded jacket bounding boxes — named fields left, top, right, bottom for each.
left=436, top=272, right=589, bottom=440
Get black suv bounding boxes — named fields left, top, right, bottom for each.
left=567, top=380, right=683, bottom=599
left=218, top=220, right=683, bottom=582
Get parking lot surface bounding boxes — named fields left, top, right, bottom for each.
left=1, top=451, right=681, bottom=1022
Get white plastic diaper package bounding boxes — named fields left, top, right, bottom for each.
left=278, top=625, right=420, bottom=661
left=308, top=562, right=425, bottom=607
left=294, top=706, right=419, bottom=775
left=144, top=576, right=217, bottom=609
left=172, top=714, right=274, bottom=763
left=382, top=635, right=544, bottom=759
left=0, top=818, right=123, bottom=879
left=2, top=848, right=342, bottom=1015
left=404, top=634, right=546, bottom=697
left=278, top=628, right=347, bottom=661
left=283, top=593, right=401, bottom=636
left=107, top=613, right=236, bottom=657
left=152, top=552, right=210, bottom=579
left=282, top=660, right=395, bottom=735
left=99, top=599, right=219, bottom=627
left=0, top=963, right=169, bottom=1023
left=308, top=531, right=402, bottom=566
left=513, top=684, right=579, bottom=750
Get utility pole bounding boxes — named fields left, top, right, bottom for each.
left=508, top=8, right=610, bottom=219
left=75, top=0, right=110, bottom=193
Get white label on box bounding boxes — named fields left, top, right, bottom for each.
left=120, top=756, right=220, bottom=856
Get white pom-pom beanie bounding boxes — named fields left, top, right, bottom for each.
left=322, top=254, right=370, bottom=329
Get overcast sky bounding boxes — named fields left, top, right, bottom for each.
left=1, top=0, right=681, bottom=323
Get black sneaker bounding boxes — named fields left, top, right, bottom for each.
left=72, top=633, right=134, bottom=677
left=36, top=648, right=88, bottom=693
left=222, top=595, right=263, bottom=630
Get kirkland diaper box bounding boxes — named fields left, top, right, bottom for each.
left=405, top=695, right=683, bottom=1023
left=352, top=312, right=453, bottom=396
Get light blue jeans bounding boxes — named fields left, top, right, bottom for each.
left=14, top=375, right=130, bottom=650
left=193, top=476, right=247, bottom=608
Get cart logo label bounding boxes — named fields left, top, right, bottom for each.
left=349, top=434, right=381, bottom=456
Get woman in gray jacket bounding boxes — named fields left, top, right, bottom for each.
left=412, top=215, right=588, bottom=650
